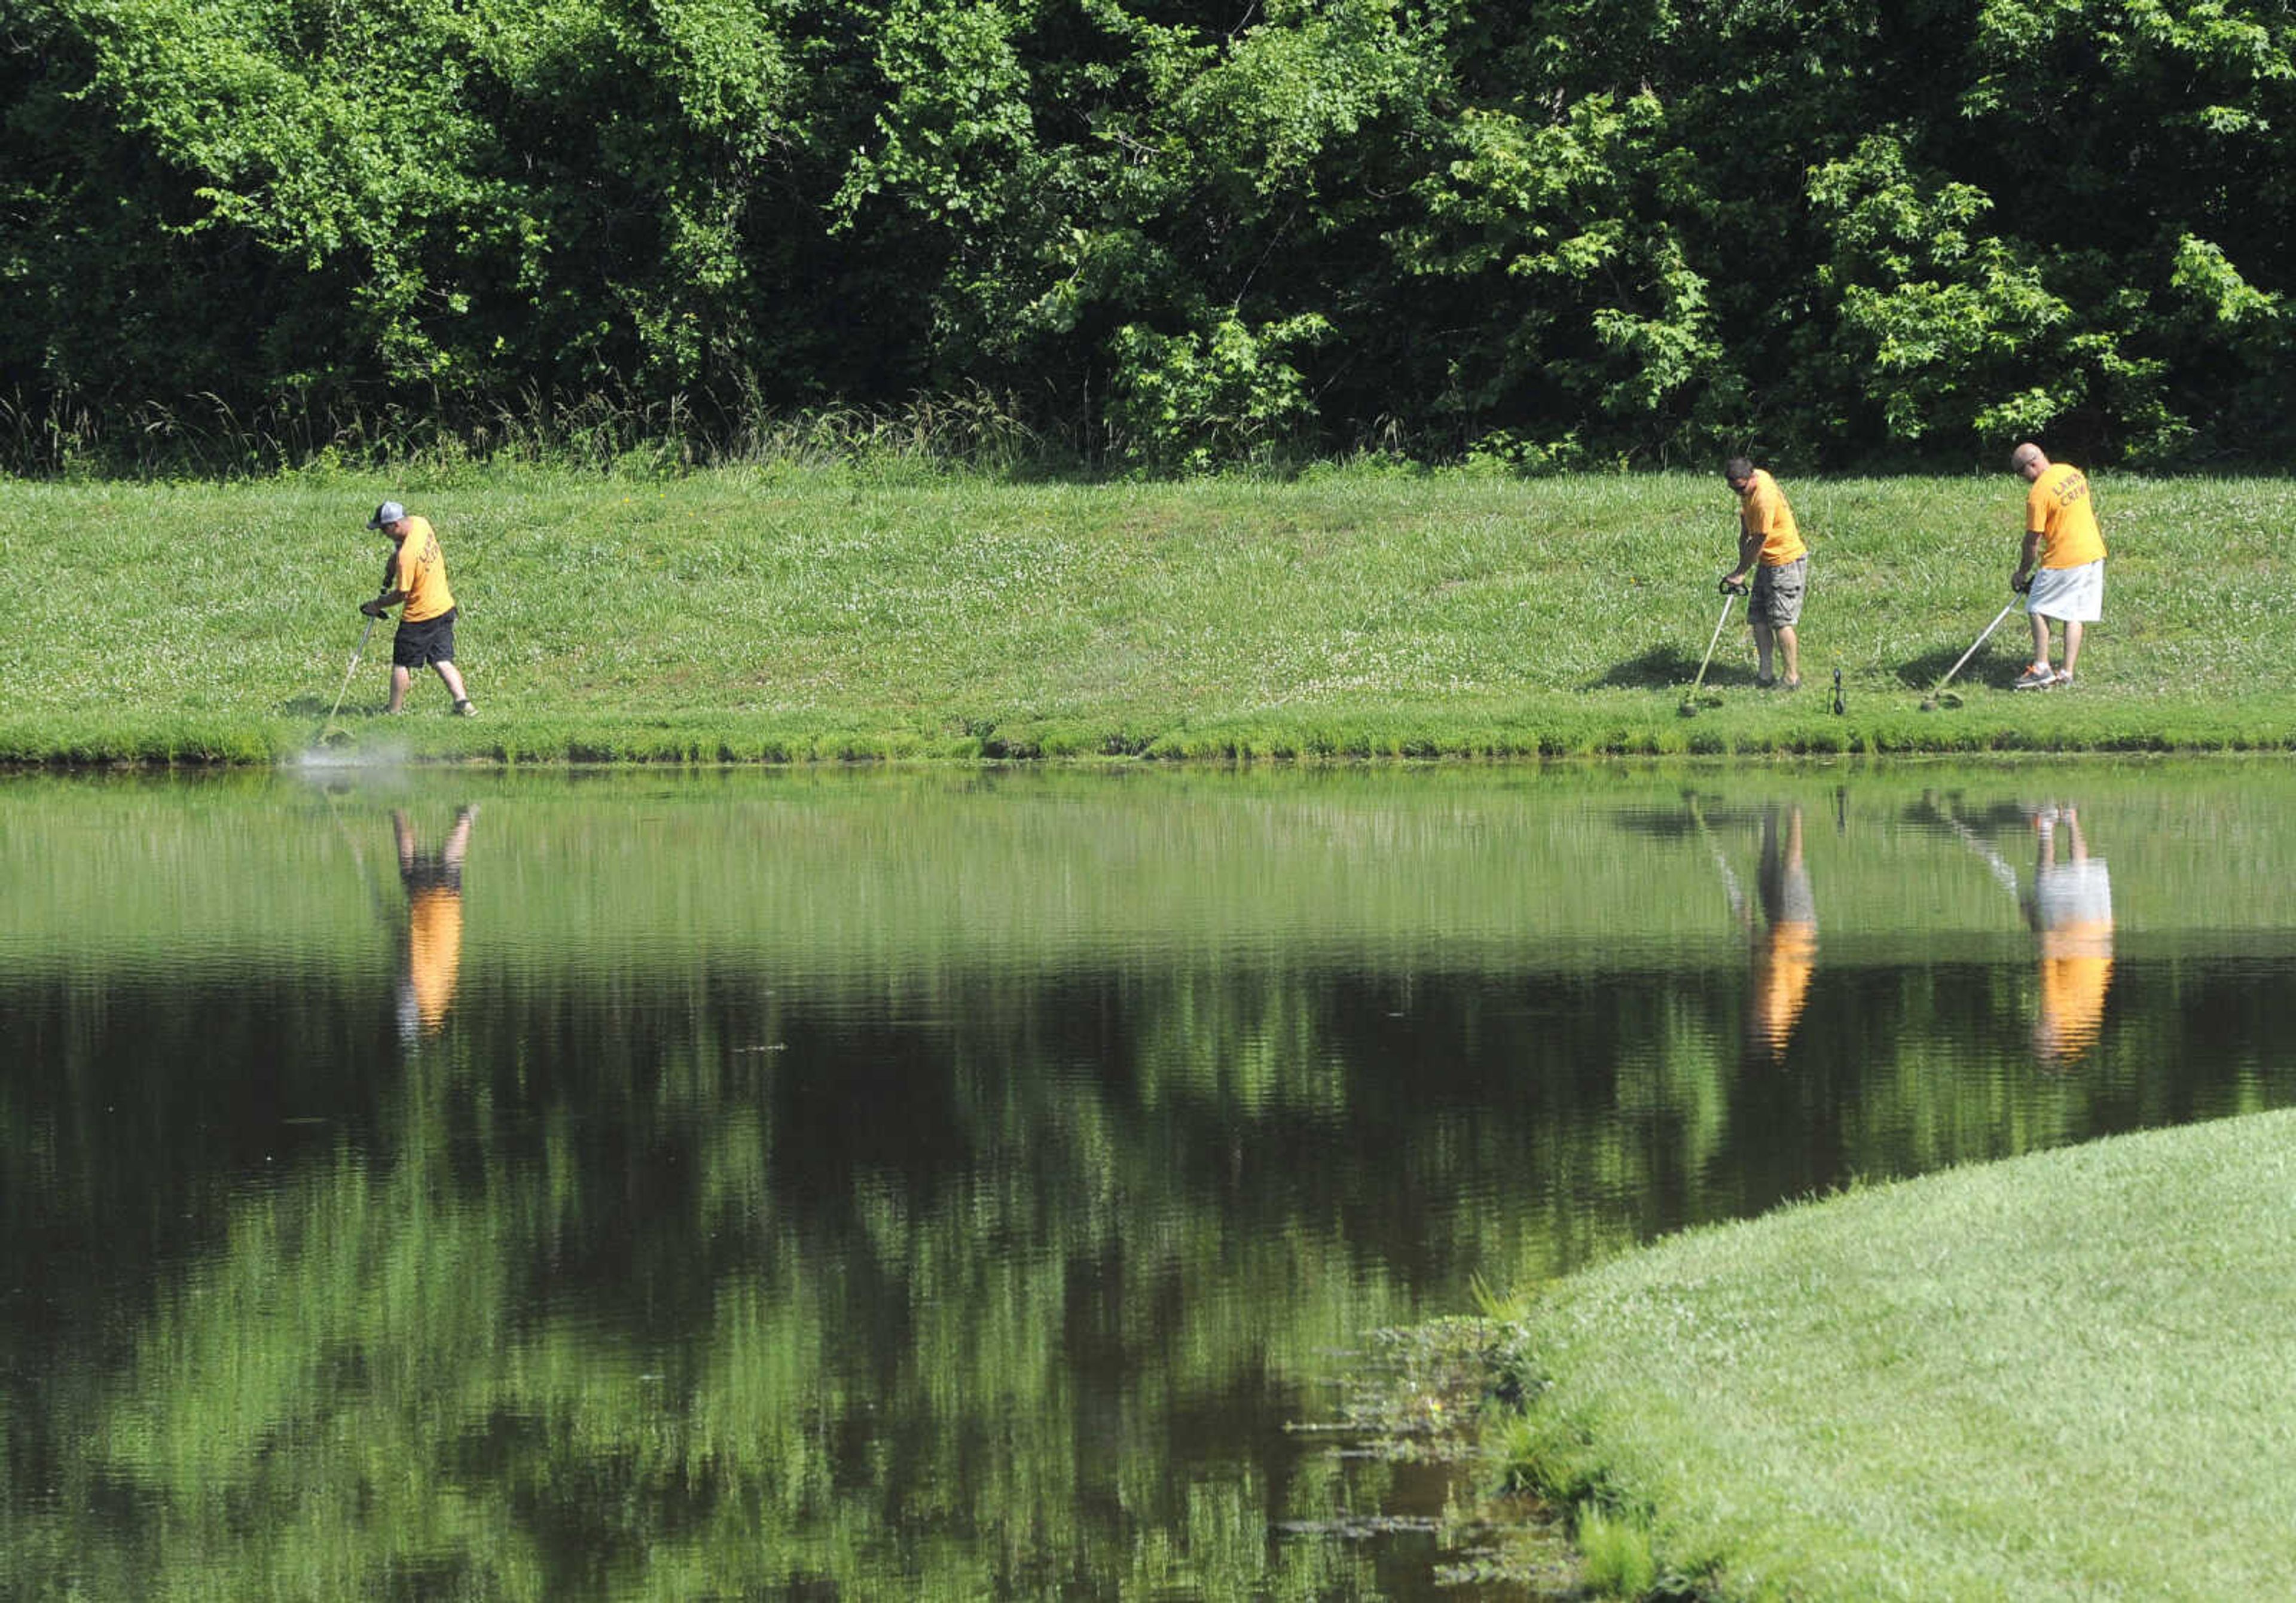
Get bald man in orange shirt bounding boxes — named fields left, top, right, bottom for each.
left=2008, top=444, right=2107, bottom=689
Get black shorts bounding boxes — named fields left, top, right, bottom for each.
left=392, top=607, right=457, bottom=668
left=400, top=860, right=465, bottom=896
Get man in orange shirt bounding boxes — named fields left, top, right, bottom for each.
left=1721, top=457, right=1809, bottom=690
left=2008, top=444, right=2106, bottom=689
left=364, top=500, right=477, bottom=716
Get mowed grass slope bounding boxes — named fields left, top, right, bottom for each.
left=4, top=467, right=2292, bottom=761
left=1488, top=1109, right=2296, bottom=1601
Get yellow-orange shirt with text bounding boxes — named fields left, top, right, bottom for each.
left=392, top=515, right=457, bottom=622
left=2025, top=464, right=2105, bottom=569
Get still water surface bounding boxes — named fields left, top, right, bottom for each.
left=4, top=760, right=2295, bottom=1598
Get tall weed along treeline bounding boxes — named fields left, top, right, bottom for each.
left=5, top=0, right=2294, bottom=476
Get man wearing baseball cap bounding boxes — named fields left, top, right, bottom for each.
left=363, top=501, right=477, bottom=716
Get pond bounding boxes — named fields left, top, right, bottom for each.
left=3, top=759, right=2294, bottom=1599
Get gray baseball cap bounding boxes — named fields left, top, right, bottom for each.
left=367, top=500, right=407, bottom=529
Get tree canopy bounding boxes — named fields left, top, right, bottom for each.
left=4, top=0, right=2292, bottom=470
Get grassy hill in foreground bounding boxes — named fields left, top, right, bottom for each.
left=1484, top=1108, right=2296, bottom=1600
left=4, top=466, right=2292, bottom=762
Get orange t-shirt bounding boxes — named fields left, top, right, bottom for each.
left=392, top=515, right=457, bottom=622
left=1739, top=470, right=1806, bottom=566
left=2037, top=925, right=2112, bottom=1063
left=2025, top=464, right=2105, bottom=569
left=405, top=887, right=464, bottom=1034
left=2029, top=853, right=2112, bottom=1062
left=1750, top=920, right=1816, bottom=1059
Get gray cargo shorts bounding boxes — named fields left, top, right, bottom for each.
left=1750, top=557, right=1806, bottom=629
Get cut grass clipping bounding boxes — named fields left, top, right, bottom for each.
left=1489, top=1108, right=2296, bottom=1600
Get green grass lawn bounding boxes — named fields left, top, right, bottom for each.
left=1482, top=1108, right=2296, bottom=1600
left=3, top=464, right=2292, bottom=762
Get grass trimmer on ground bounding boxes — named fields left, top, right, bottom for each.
left=1920, top=588, right=2025, bottom=712
left=318, top=613, right=378, bottom=744
left=1680, top=583, right=1742, bottom=717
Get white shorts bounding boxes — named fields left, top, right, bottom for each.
left=2032, top=859, right=2112, bottom=928
left=2025, top=559, right=2103, bottom=624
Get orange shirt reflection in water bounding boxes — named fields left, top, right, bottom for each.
left=2023, top=805, right=2112, bottom=1065
left=395, top=805, right=477, bottom=1039
left=1748, top=805, right=1816, bottom=1062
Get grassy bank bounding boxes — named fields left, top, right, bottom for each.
left=4, top=466, right=2294, bottom=763
left=1482, top=1109, right=2296, bottom=1600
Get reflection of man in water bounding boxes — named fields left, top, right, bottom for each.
left=2023, top=804, right=2112, bottom=1065
left=1747, top=805, right=1817, bottom=1061
left=395, top=805, right=476, bottom=1040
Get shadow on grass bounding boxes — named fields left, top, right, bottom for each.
left=1895, top=643, right=2026, bottom=692
left=1589, top=646, right=1763, bottom=691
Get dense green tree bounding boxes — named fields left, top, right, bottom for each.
left=3, top=0, right=2292, bottom=469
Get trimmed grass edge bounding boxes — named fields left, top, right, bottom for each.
left=4, top=703, right=2296, bottom=768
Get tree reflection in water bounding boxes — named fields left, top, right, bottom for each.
left=0, top=767, right=2288, bottom=1599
